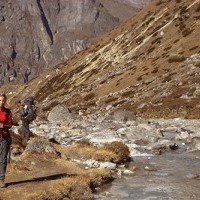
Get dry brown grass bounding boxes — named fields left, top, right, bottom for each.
left=54, top=141, right=130, bottom=163
left=102, top=142, right=130, bottom=163
left=8, top=161, right=32, bottom=174
left=20, top=150, right=58, bottom=161
left=10, top=131, right=25, bottom=148
left=6, top=168, right=111, bottom=200
left=3, top=150, right=113, bottom=200
left=92, top=150, right=119, bottom=162
left=25, top=177, right=93, bottom=200
left=84, top=168, right=113, bottom=187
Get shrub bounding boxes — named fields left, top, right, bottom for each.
left=92, top=150, right=120, bottom=163
left=103, top=142, right=130, bottom=163
left=83, top=93, right=95, bottom=101
left=182, top=28, right=193, bottom=37
left=168, top=54, right=186, bottom=63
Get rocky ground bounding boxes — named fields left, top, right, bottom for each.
left=1, top=108, right=199, bottom=200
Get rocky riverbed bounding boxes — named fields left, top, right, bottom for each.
left=10, top=110, right=200, bottom=199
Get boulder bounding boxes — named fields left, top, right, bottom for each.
left=24, top=138, right=58, bottom=156
left=47, top=104, right=81, bottom=122
left=112, top=109, right=136, bottom=122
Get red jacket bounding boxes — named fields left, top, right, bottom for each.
left=0, top=106, right=12, bottom=138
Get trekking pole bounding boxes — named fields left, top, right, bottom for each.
left=7, top=145, right=11, bottom=164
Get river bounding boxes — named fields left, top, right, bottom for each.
left=94, top=148, right=200, bottom=200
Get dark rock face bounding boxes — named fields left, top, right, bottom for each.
left=0, top=0, right=149, bottom=85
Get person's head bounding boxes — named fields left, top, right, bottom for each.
left=0, top=93, right=7, bottom=108
left=24, top=96, right=34, bottom=105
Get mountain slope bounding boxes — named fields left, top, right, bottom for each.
left=2, top=0, right=200, bottom=119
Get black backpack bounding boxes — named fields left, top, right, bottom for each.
left=20, top=97, right=37, bottom=121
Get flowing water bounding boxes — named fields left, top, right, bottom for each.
left=94, top=148, right=200, bottom=200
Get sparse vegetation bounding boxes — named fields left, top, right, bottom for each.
left=173, top=39, right=180, bottom=43
left=152, top=31, right=158, bottom=37
left=151, top=67, right=159, bottom=74
left=180, top=6, right=189, bottom=15
left=56, top=141, right=130, bottom=164
left=121, top=90, right=134, bottom=97
left=178, top=22, right=186, bottom=31
left=143, top=66, right=149, bottom=71
left=195, top=3, right=200, bottom=12
left=163, top=46, right=172, bottom=51
left=162, top=75, right=172, bottom=82
left=167, top=54, right=186, bottom=63
left=182, top=28, right=193, bottom=37
left=147, top=46, right=156, bottom=54
left=145, top=16, right=155, bottom=26
left=135, top=36, right=144, bottom=44
left=83, top=93, right=95, bottom=101
left=25, top=177, right=92, bottom=200
left=102, top=142, right=130, bottom=163
left=104, top=96, right=118, bottom=104
left=151, top=37, right=162, bottom=45
left=156, top=0, right=165, bottom=6
left=2, top=140, right=117, bottom=200
left=189, top=46, right=199, bottom=51
left=137, top=76, right=143, bottom=81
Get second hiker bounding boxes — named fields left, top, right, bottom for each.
left=19, top=96, right=37, bottom=143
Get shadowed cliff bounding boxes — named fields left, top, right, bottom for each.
left=0, top=0, right=149, bottom=85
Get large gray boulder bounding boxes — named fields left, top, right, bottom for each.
left=47, top=104, right=81, bottom=122
left=24, top=138, right=58, bottom=156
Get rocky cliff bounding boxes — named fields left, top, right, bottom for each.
left=0, top=0, right=149, bottom=86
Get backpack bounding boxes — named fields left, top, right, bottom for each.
left=20, top=97, right=37, bottom=121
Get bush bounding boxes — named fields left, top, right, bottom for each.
left=168, top=54, right=185, bottom=63
left=92, top=150, right=120, bottom=163
left=103, top=142, right=130, bottom=163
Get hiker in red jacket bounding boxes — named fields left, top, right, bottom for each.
left=0, top=93, right=12, bottom=188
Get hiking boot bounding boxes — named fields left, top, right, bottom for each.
left=0, top=180, right=5, bottom=188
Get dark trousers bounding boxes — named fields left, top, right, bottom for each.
left=0, top=138, right=9, bottom=181
left=19, top=119, right=31, bottom=142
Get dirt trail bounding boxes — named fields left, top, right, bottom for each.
left=0, top=156, right=80, bottom=200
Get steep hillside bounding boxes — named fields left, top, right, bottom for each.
left=1, top=0, right=200, bottom=119
left=0, top=0, right=149, bottom=86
